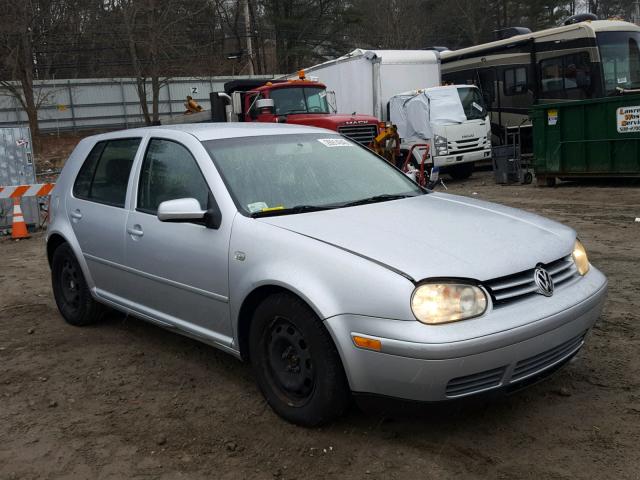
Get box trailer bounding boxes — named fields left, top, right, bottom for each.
left=285, top=49, right=441, bottom=121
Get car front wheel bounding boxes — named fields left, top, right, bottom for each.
left=249, top=293, right=350, bottom=426
left=51, top=242, right=104, bottom=326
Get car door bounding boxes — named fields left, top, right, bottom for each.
left=121, top=134, right=233, bottom=346
left=67, top=137, right=142, bottom=301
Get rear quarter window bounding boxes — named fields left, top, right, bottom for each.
left=72, top=138, right=141, bottom=207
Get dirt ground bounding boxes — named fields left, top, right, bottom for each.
left=1, top=169, right=639, bottom=480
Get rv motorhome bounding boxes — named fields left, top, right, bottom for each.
left=441, top=19, right=640, bottom=150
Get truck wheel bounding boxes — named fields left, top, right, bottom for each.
left=249, top=293, right=350, bottom=427
left=449, top=163, right=474, bottom=180
left=546, top=176, right=556, bottom=187
left=523, top=172, right=533, bottom=184
left=51, top=243, right=104, bottom=326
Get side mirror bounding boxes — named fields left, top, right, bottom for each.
left=231, top=91, right=243, bottom=114
left=256, top=98, right=275, bottom=113
left=157, top=198, right=206, bottom=222
left=326, top=91, right=337, bottom=113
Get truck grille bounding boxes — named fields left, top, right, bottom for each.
left=338, top=124, right=377, bottom=145
left=447, top=137, right=488, bottom=154
left=485, top=255, right=579, bottom=306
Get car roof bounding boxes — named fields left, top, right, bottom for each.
left=92, top=122, right=332, bottom=142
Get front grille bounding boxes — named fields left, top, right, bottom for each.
left=338, top=124, right=377, bottom=145
left=510, top=333, right=585, bottom=383
left=446, top=366, right=506, bottom=397
left=485, top=255, right=578, bottom=306
left=447, top=137, right=489, bottom=154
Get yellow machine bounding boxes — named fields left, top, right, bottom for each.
left=370, top=123, right=401, bottom=166
left=184, top=96, right=203, bottom=114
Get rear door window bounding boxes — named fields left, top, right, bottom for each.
left=73, top=142, right=105, bottom=198
left=137, top=138, right=210, bottom=214
left=73, top=138, right=141, bottom=207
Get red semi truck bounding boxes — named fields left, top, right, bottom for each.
left=208, top=72, right=381, bottom=146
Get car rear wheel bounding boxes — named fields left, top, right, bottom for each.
left=249, top=293, right=350, bottom=426
left=51, top=243, right=104, bottom=326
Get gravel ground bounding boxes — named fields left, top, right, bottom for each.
left=1, top=170, right=639, bottom=479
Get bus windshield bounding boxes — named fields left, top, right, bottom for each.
left=269, top=87, right=331, bottom=115
left=457, top=87, right=486, bottom=120
left=597, top=31, right=640, bottom=94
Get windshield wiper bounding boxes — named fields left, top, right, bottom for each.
left=251, top=204, right=336, bottom=218
left=338, top=193, right=420, bottom=208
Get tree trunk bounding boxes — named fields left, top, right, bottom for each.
left=22, top=79, right=40, bottom=155
left=21, top=24, right=40, bottom=154
left=136, top=78, right=151, bottom=125
left=151, top=76, right=160, bottom=125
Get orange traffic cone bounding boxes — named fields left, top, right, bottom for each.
left=11, top=198, right=30, bottom=239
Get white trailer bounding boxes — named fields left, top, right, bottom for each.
left=284, top=49, right=441, bottom=121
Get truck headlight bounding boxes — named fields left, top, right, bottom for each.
left=572, top=239, right=589, bottom=276
left=434, top=135, right=448, bottom=155
left=411, top=283, right=487, bottom=325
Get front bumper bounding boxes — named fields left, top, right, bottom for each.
left=434, top=148, right=492, bottom=167
left=325, top=267, right=607, bottom=402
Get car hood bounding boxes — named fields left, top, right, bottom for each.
left=258, top=193, right=576, bottom=282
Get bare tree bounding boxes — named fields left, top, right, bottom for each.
left=0, top=1, right=44, bottom=153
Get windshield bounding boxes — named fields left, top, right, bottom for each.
left=597, top=31, right=640, bottom=94
left=270, top=87, right=331, bottom=115
left=457, top=87, right=486, bottom=120
left=203, top=134, right=423, bottom=216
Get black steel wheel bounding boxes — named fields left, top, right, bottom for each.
left=249, top=293, right=350, bottom=426
left=523, top=171, right=533, bottom=185
left=51, top=242, right=104, bottom=326
left=265, top=316, right=316, bottom=406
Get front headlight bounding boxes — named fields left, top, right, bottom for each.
left=411, top=283, right=488, bottom=325
left=434, top=135, right=448, bottom=156
left=572, top=239, right=589, bottom=276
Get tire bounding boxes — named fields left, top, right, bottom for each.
left=249, top=293, right=350, bottom=426
left=51, top=242, right=104, bottom=326
left=523, top=172, right=533, bottom=184
left=448, top=162, right=474, bottom=180
left=546, top=176, right=556, bottom=187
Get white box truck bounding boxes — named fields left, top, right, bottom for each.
left=390, top=85, right=492, bottom=179
left=286, top=49, right=440, bottom=121
left=289, top=49, right=492, bottom=179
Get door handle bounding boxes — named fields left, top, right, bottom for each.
left=127, top=225, right=144, bottom=237
left=70, top=209, right=82, bottom=220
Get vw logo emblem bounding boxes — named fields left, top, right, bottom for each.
left=534, top=267, right=554, bottom=297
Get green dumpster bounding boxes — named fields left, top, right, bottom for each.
left=531, top=95, right=640, bottom=185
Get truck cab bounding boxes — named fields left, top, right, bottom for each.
left=217, top=77, right=381, bottom=146
left=390, top=85, right=492, bottom=179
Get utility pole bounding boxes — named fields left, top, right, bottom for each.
left=634, top=0, right=640, bottom=25
left=242, top=0, right=254, bottom=75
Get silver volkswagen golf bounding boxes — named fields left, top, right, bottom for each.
left=47, top=123, right=607, bottom=426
